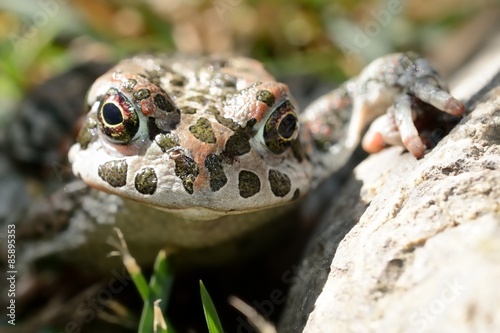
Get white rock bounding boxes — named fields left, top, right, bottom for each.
left=281, top=37, right=500, bottom=333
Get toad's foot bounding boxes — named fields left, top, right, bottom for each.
left=347, top=52, right=465, bottom=158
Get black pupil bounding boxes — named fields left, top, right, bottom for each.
left=102, top=103, right=123, bottom=125
left=278, top=114, right=297, bottom=139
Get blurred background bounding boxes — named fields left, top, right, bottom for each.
left=0, top=0, right=497, bottom=120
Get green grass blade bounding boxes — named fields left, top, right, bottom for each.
left=111, top=228, right=150, bottom=302
left=200, top=280, right=224, bottom=333
left=126, top=256, right=150, bottom=303
left=138, top=250, right=175, bottom=333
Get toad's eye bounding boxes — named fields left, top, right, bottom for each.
left=97, top=89, right=139, bottom=144
left=263, top=100, right=299, bottom=154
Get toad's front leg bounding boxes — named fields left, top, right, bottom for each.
left=346, top=52, right=465, bottom=158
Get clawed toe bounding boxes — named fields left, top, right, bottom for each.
left=413, top=79, right=465, bottom=117
left=444, top=97, right=465, bottom=116
left=363, top=94, right=427, bottom=158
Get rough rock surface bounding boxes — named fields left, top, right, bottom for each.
left=280, top=42, right=500, bottom=332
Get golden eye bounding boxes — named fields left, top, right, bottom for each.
left=263, top=100, right=299, bottom=154
left=97, top=89, right=139, bottom=144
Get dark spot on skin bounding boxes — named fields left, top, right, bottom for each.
left=205, top=105, right=220, bottom=116
left=313, top=138, right=330, bottom=152
left=292, top=189, right=300, bottom=201
left=207, top=107, right=239, bottom=131
left=158, top=64, right=171, bottom=73
left=206, top=106, right=221, bottom=115
left=147, top=117, right=162, bottom=141
left=134, top=168, right=157, bottom=195
left=77, top=126, right=93, bottom=150
left=155, top=132, right=180, bottom=152
left=222, top=118, right=257, bottom=161
left=224, top=131, right=251, bottom=157
left=212, top=72, right=237, bottom=88
left=154, top=94, right=175, bottom=113
left=195, top=88, right=210, bottom=95
left=181, top=106, right=198, bottom=114
left=169, top=74, right=187, bottom=86
left=133, top=88, right=151, bottom=101
left=145, top=70, right=162, bottom=86
left=205, top=154, right=228, bottom=191
left=76, top=114, right=97, bottom=150
left=207, top=59, right=228, bottom=70
left=238, top=170, right=261, bottom=198
left=169, top=109, right=182, bottom=131
left=256, top=90, right=275, bottom=107
left=172, top=151, right=199, bottom=194
left=189, top=117, right=217, bottom=144
left=399, top=52, right=420, bottom=73
left=246, top=118, right=257, bottom=128
left=217, top=114, right=239, bottom=131
left=187, top=95, right=209, bottom=105
left=169, top=87, right=184, bottom=99
left=123, top=79, right=137, bottom=91
left=268, top=169, right=291, bottom=197
left=98, top=160, right=128, bottom=187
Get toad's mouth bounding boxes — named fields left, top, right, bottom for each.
left=69, top=142, right=306, bottom=218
